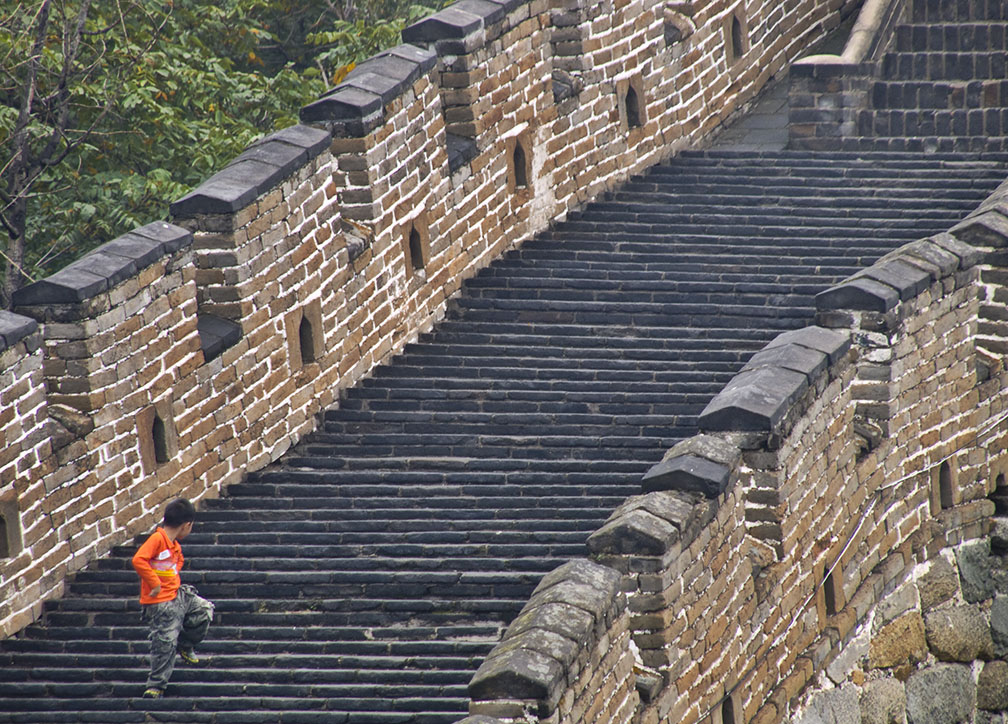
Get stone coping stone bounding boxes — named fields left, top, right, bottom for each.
left=588, top=490, right=711, bottom=555
left=816, top=275, right=900, bottom=313
left=402, top=6, right=484, bottom=42
left=0, top=310, right=38, bottom=353
left=641, top=453, right=732, bottom=498
left=172, top=125, right=329, bottom=217
left=300, top=44, right=437, bottom=136
left=741, top=342, right=829, bottom=383
left=12, top=222, right=192, bottom=306
left=851, top=258, right=931, bottom=301
left=698, top=366, right=808, bottom=434
left=765, top=325, right=851, bottom=365
left=952, top=208, right=1008, bottom=249
left=469, top=559, right=620, bottom=713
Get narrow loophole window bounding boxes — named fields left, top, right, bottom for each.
left=720, top=696, right=736, bottom=724
left=408, top=226, right=424, bottom=272
left=299, top=314, right=316, bottom=365
left=152, top=414, right=169, bottom=465
left=939, top=461, right=954, bottom=509
left=824, top=566, right=837, bottom=617
left=513, top=142, right=528, bottom=188
left=626, top=85, right=641, bottom=128
left=731, top=15, right=744, bottom=61
left=0, top=515, right=8, bottom=558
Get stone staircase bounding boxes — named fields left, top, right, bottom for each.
left=4, top=3, right=1008, bottom=719
left=852, top=0, right=1008, bottom=151
left=1, top=148, right=1005, bottom=723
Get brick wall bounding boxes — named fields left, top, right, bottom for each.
left=463, top=213, right=1008, bottom=721
left=0, top=0, right=857, bottom=639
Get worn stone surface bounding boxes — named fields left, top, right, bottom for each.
left=917, top=556, right=960, bottom=611
left=795, top=685, right=861, bottom=724
left=957, top=540, right=995, bottom=603
left=992, top=597, right=1008, bottom=657
left=859, top=677, right=906, bottom=724
left=905, top=664, right=974, bottom=724
left=978, top=660, right=1008, bottom=711
left=869, top=612, right=929, bottom=670
left=924, top=605, right=995, bottom=662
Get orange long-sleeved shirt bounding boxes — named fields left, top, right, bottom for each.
left=132, top=527, right=184, bottom=605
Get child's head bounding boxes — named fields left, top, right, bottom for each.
left=163, top=498, right=196, bottom=529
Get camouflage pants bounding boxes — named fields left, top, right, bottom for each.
left=141, top=584, right=214, bottom=690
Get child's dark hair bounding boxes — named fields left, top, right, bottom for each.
left=163, top=498, right=196, bottom=527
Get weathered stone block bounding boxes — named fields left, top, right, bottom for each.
left=924, top=605, right=995, bottom=662
left=869, top=612, right=928, bottom=669
left=917, top=556, right=959, bottom=611
left=795, top=685, right=860, bottom=724
left=905, top=664, right=974, bottom=724
left=859, top=677, right=906, bottom=724
left=978, top=660, right=1008, bottom=711
left=957, top=539, right=995, bottom=603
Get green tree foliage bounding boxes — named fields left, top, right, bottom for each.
left=0, top=0, right=438, bottom=306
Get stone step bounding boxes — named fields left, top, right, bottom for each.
left=881, top=51, right=1008, bottom=81
left=870, top=80, right=1007, bottom=109
left=895, top=22, right=1008, bottom=52
left=3, top=144, right=1003, bottom=723
left=0, top=636, right=494, bottom=657
left=857, top=108, right=1008, bottom=140
left=674, top=147, right=1008, bottom=162
left=0, top=701, right=468, bottom=724
left=910, top=0, right=1008, bottom=22
left=835, top=135, right=1008, bottom=153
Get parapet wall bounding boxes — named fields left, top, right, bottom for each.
left=462, top=205, right=1008, bottom=722
left=0, top=0, right=857, bottom=638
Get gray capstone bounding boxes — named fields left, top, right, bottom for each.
left=905, top=664, right=975, bottom=724
left=794, top=686, right=861, bottom=724
left=956, top=540, right=995, bottom=603
left=859, top=677, right=906, bottom=724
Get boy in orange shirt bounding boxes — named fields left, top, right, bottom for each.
left=132, top=498, right=214, bottom=698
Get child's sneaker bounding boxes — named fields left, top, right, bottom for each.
left=178, top=649, right=200, bottom=665
left=142, top=687, right=163, bottom=699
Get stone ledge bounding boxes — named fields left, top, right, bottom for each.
left=12, top=222, right=192, bottom=306
left=469, top=559, right=621, bottom=714
left=0, top=310, right=38, bottom=354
